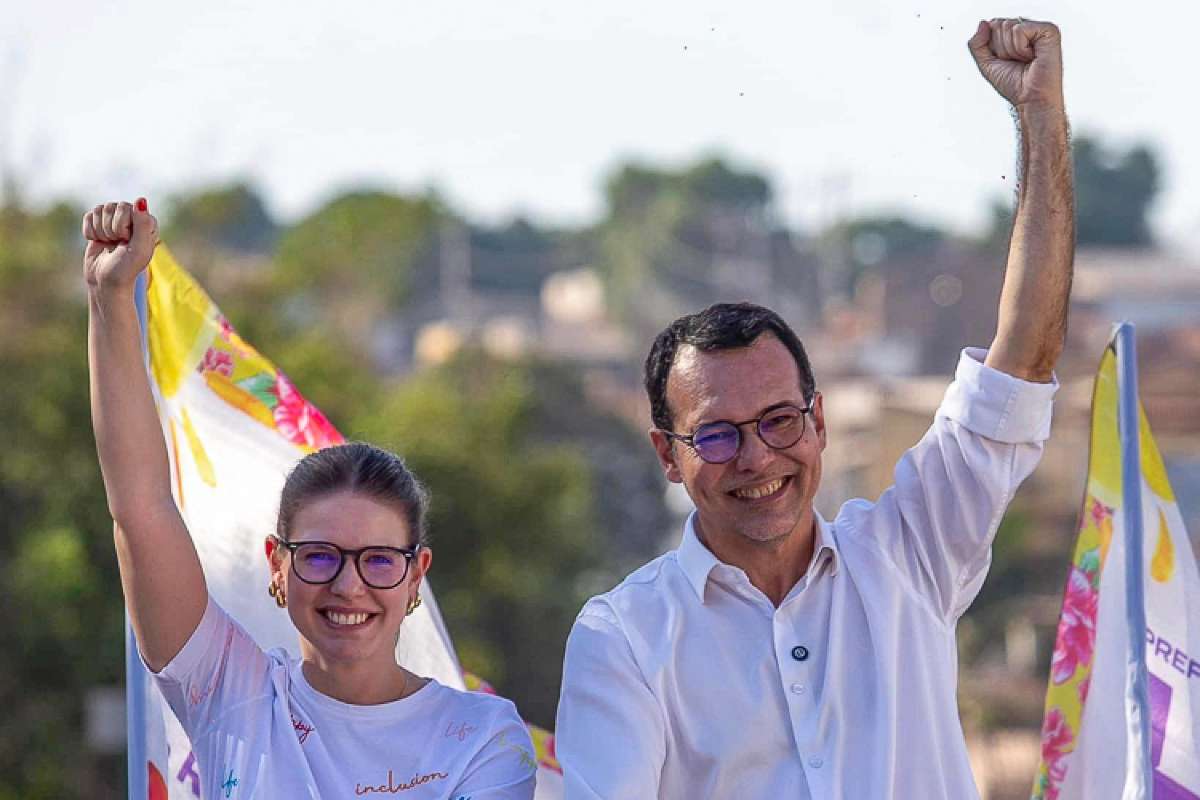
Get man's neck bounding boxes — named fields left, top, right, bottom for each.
left=694, top=510, right=818, bottom=607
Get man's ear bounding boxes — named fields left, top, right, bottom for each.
left=649, top=428, right=685, bottom=484
left=810, top=392, right=827, bottom=452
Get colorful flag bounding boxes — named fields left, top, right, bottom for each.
left=134, top=245, right=562, bottom=798
left=1032, top=329, right=1200, bottom=799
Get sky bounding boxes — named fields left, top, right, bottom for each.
left=7, top=0, right=1199, bottom=251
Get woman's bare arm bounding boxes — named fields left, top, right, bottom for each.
left=85, top=199, right=207, bottom=671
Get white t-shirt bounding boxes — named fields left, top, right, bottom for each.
left=154, top=597, right=538, bottom=799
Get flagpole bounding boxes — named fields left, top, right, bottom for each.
left=126, top=269, right=150, bottom=800
left=1114, top=322, right=1153, bottom=797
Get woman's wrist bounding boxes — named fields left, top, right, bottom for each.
left=87, top=279, right=138, bottom=306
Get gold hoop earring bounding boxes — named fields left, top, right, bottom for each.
left=406, top=593, right=422, bottom=616
left=268, top=581, right=287, bottom=608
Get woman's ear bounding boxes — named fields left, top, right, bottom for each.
left=265, top=536, right=286, bottom=583
left=412, top=546, right=433, bottom=586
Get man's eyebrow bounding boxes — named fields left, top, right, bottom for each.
left=691, top=398, right=805, bottom=428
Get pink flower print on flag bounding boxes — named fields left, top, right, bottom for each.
left=1077, top=674, right=1091, bottom=705
left=1040, top=708, right=1074, bottom=799
left=1046, top=760, right=1067, bottom=800
left=1041, top=708, right=1073, bottom=763
left=273, top=373, right=342, bottom=450
left=197, top=347, right=234, bottom=378
left=1050, top=566, right=1099, bottom=685
left=215, top=314, right=255, bottom=360
left=1089, top=497, right=1113, bottom=528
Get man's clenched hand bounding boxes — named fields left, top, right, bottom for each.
left=968, top=18, right=1064, bottom=114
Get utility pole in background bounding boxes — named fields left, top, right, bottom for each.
left=439, top=219, right=473, bottom=325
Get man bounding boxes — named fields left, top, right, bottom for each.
left=555, top=18, right=1073, bottom=799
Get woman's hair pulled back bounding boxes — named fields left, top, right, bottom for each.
left=277, top=442, right=430, bottom=547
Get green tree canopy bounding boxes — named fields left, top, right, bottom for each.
left=821, top=215, right=947, bottom=297
left=594, top=157, right=777, bottom=337
left=270, top=191, right=444, bottom=354
left=0, top=198, right=125, bottom=796
left=1073, top=135, right=1161, bottom=247
left=982, top=134, right=1161, bottom=251
left=163, top=182, right=278, bottom=255
left=274, top=190, right=442, bottom=302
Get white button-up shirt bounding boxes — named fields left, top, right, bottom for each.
left=555, top=349, right=1057, bottom=799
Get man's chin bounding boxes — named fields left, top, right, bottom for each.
left=732, top=517, right=800, bottom=545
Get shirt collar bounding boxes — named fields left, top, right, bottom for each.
left=813, top=512, right=842, bottom=579
left=677, top=511, right=842, bottom=604
left=677, top=513, right=722, bottom=603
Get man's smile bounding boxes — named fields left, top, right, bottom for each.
left=728, top=475, right=792, bottom=502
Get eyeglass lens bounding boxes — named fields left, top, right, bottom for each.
left=291, top=543, right=410, bottom=588
left=692, top=406, right=806, bottom=464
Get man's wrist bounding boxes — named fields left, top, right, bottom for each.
left=1017, top=104, right=1071, bottom=166
left=1016, top=101, right=1068, bottom=130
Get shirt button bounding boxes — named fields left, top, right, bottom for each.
left=809, top=756, right=824, bottom=769
left=791, top=645, right=809, bottom=661
left=790, top=683, right=806, bottom=695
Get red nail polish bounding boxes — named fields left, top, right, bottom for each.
left=136, top=197, right=148, bottom=213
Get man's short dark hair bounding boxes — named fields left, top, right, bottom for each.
left=643, top=302, right=816, bottom=432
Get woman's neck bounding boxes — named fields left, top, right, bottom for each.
left=301, top=658, right=424, bottom=705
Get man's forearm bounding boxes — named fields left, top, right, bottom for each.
left=985, top=107, right=1075, bottom=382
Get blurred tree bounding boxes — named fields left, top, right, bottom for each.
left=985, top=134, right=1161, bottom=249
left=593, top=157, right=789, bottom=340
left=162, top=182, right=278, bottom=255
left=1074, top=135, right=1160, bottom=247
left=271, top=191, right=444, bottom=358
left=0, top=198, right=125, bottom=797
left=470, top=217, right=575, bottom=295
left=274, top=190, right=441, bottom=302
left=819, top=215, right=946, bottom=297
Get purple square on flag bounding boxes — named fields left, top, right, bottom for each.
left=1150, top=672, right=1199, bottom=800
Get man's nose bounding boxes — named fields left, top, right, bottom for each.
left=734, top=425, right=773, bottom=471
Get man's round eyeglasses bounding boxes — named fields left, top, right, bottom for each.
left=271, top=536, right=420, bottom=590
left=661, top=402, right=813, bottom=465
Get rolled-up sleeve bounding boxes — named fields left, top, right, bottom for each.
left=555, top=603, right=666, bottom=800
left=843, top=348, right=1058, bottom=623
left=940, top=347, right=1057, bottom=443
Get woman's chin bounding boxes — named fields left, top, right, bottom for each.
left=300, top=626, right=395, bottom=668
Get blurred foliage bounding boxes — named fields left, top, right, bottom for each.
left=251, top=190, right=448, bottom=367
left=0, top=197, right=125, bottom=796
left=822, top=215, right=946, bottom=297
left=274, top=191, right=441, bottom=323
left=593, top=157, right=776, bottom=338
left=984, top=133, right=1162, bottom=249
left=162, top=182, right=278, bottom=255
left=1073, top=135, right=1160, bottom=247
left=470, top=217, right=578, bottom=294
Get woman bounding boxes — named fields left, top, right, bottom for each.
left=84, top=199, right=537, bottom=798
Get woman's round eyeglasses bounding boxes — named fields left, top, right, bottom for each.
left=271, top=536, right=419, bottom=589
left=661, top=402, right=812, bottom=464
